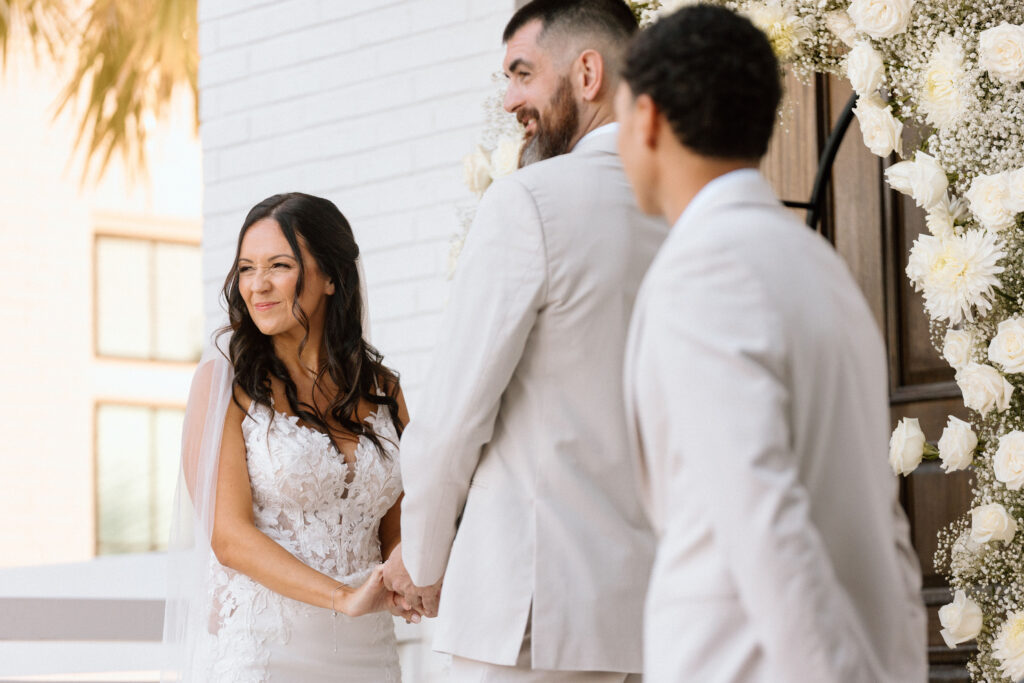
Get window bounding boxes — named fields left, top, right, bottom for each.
left=95, top=403, right=184, bottom=555
left=94, top=235, right=203, bottom=362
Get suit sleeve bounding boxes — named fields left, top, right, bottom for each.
left=640, top=244, right=875, bottom=682
left=400, top=177, right=547, bottom=586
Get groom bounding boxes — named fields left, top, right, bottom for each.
left=384, top=0, right=666, bottom=680
left=615, top=6, right=928, bottom=683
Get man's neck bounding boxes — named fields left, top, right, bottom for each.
left=571, top=105, right=616, bottom=149
left=659, top=152, right=758, bottom=226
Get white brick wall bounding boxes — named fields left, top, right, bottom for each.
left=198, top=2, right=515, bottom=678
left=199, top=0, right=513, bottom=405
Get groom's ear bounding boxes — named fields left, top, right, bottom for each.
left=575, top=49, right=605, bottom=102
left=634, top=94, right=660, bottom=151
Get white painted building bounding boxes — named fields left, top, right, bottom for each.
left=199, top=0, right=515, bottom=398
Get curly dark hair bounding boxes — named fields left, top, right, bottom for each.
left=217, top=192, right=402, bottom=457
left=622, top=5, right=782, bottom=160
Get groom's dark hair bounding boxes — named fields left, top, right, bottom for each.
left=622, top=5, right=782, bottom=160
left=504, top=0, right=638, bottom=76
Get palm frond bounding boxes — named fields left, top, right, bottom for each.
left=0, top=0, right=68, bottom=65
left=55, top=0, right=198, bottom=184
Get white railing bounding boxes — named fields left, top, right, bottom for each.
left=0, top=555, right=446, bottom=682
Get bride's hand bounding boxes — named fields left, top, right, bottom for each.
left=340, top=566, right=399, bottom=617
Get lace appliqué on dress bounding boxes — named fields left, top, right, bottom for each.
left=195, top=402, right=402, bottom=682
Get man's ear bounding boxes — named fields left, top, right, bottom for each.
left=576, top=49, right=605, bottom=102
left=635, top=93, right=660, bottom=151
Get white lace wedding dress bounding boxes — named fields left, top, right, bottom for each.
left=193, top=401, right=403, bottom=682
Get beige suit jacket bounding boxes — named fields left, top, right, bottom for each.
left=400, top=128, right=668, bottom=672
left=624, top=169, right=928, bottom=682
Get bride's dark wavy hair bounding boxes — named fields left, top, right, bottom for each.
left=217, top=192, right=403, bottom=457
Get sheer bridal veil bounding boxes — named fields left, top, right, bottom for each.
left=160, top=258, right=372, bottom=681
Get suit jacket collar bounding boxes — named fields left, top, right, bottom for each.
left=571, top=123, right=619, bottom=155
left=673, top=169, right=780, bottom=233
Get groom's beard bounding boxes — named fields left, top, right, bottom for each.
left=518, top=77, right=580, bottom=168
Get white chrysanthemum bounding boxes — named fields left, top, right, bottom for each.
left=906, top=230, right=1005, bottom=324
left=925, top=194, right=965, bottom=239
left=920, top=36, right=967, bottom=130
left=746, top=2, right=812, bottom=61
left=994, top=611, right=1024, bottom=681
left=906, top=233, right=944, bottom=290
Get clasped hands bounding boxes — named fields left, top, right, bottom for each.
left=381, top=543, right=442, bottom=624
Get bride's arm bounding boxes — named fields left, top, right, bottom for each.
left=378, top=387, right=439, bottom=618
left=210, top=394, right=391, bottom=617
left=378, top=386, right=410, bottom=561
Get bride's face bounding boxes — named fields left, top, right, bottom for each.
left=237, top=217, right=335, bottom=338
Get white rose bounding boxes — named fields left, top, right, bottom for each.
left=847, top=0, right=913, bottom=40
left=939, top=590, right=983, bottom=648
left=943, top=328, right=975, bottom=369
left=825, top=10, right=859, bottom=47
left=979, top=23, right=1024, bottom=83
left=1005, top=167, right=1024, bottom=213
left=853, top=94, right=903, bottom=157
left=463, top=145, right=493, bottom=196
left=970, top=502, right=1018, bottom=544
left=489, top=136, right=521, bottom=180
left=847, top=41, right=885, bottom=95
left=920, top=36, right=965, bottom=130
left=911, top=152, right=949, bottom=208
left=884, top=151, right=948, bottom=210
left=938, top=416, right=977, bottom=472
left=994, top=611, right=1024, bottom=681
left=989, top=318, right=1024, bottom=373
left=956, top=363, right=1014, bottom=417
left=966, top=172, right=1016, bottom=232
left=889, top=417, right=926, bottom=475
left=884, top=160, right=915, bottom=194
left=995, top=430, right=1024, bottom=490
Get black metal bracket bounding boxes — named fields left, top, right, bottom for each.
left=781, top=92, right=858, bottom=239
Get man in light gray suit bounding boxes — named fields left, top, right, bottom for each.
left=615, top=6, right=927, bottom=683
left=382, top=0, right=667, bottom=680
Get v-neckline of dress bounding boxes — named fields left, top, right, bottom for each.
left=261, top=399, right=386, bottom=466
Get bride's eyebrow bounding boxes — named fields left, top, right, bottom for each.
left=238, top=254, right=297, bottom=263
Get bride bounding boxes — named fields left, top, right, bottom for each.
left=162, top=192, right=417, bottom=681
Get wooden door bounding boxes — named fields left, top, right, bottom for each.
left=762, top=73, right=972, bottom=683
